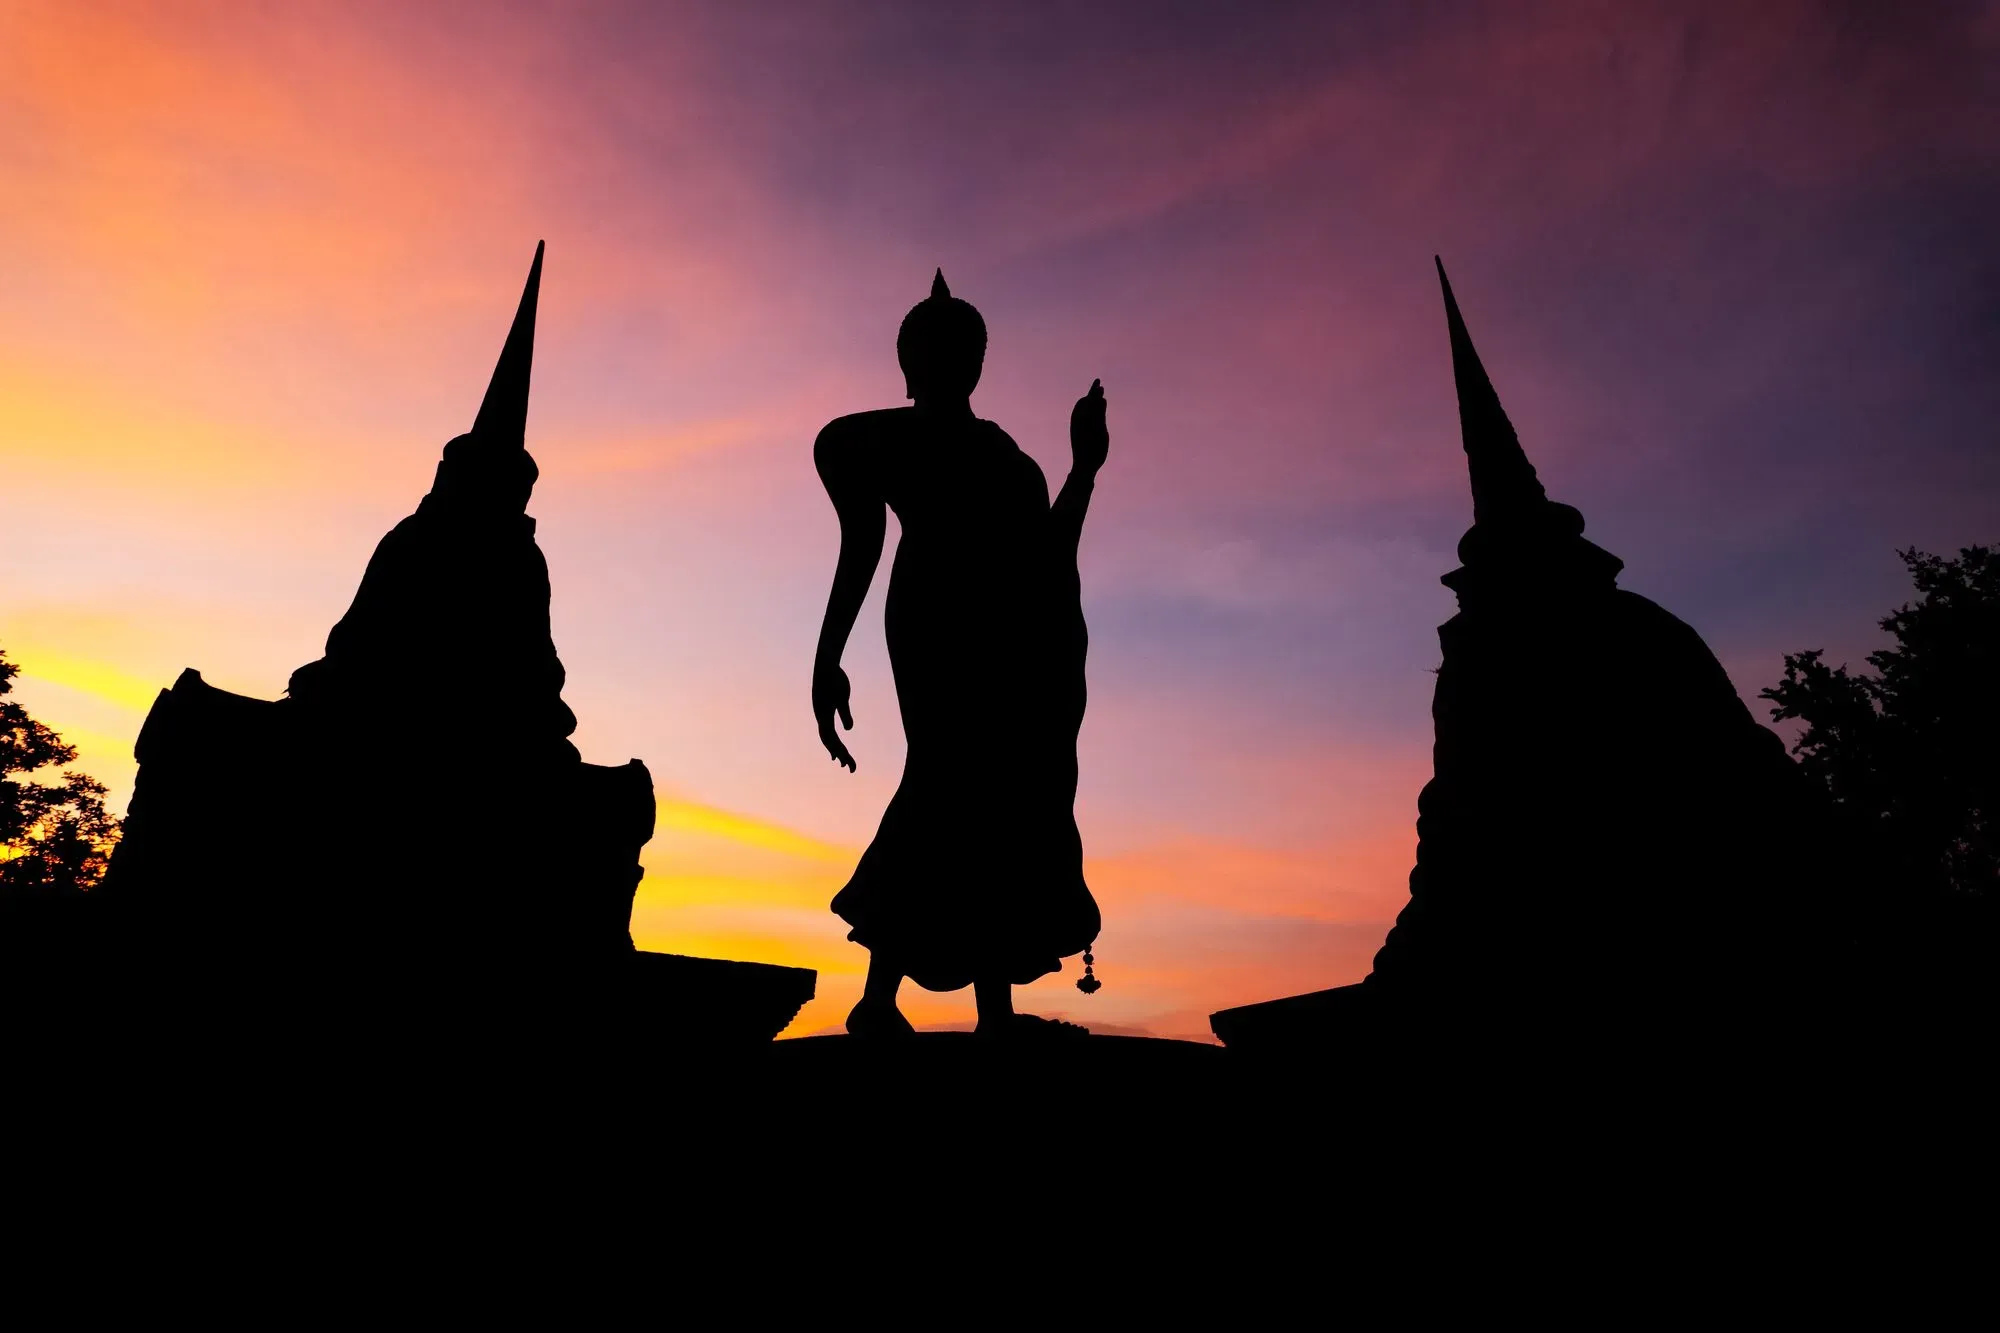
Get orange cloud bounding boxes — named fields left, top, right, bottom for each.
left=0, top=364, right=311, bottom=496
left=1087, top=833, right=1414, bottom=924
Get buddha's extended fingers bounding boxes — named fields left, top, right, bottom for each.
left=818, top=714, right=856, bottom=769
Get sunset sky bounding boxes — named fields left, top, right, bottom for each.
left=3, top=1, right=1995, bottom=1038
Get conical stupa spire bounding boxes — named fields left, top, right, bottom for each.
left=931, top=268, right=950, bottom=300
left=471, top=241, right=543, bottom=448
left=1436, top=256, right=1548, bottom=524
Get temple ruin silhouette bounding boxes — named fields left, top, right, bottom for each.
left=80, top=245, right=814, bottom=1048
left=1209, top=259, right=1848, bottom=1063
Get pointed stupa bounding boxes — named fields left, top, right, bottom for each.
left=470, top=241, right=544, bottom=449
left=1435, top=257, right=1551, bottom=525
left=1435, top=259, right=1615, bottom=589
left=931, top=267, right=950, bottom=300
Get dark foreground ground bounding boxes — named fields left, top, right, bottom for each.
left=15, top=1013, right=1990, bottom=1291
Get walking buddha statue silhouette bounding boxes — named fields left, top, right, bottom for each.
left=812, top=270, right=1107, bottom=1039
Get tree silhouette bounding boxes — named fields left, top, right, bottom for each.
left=1763, top=546, right=1997, bottom=901
left=0, top=649, right=120, bottom=900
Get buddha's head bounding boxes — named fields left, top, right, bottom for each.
left=897, top=269, right=986, bottom=405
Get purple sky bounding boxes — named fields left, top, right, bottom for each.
left=3, top=1, right=1995, bottom=1036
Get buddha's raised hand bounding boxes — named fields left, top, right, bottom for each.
left=1070, top=379, right=1108, bottom=475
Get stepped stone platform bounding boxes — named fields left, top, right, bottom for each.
left=1210, top=983, right=1368, bottom=1051
left=630, top=950, right=815, bottom=1045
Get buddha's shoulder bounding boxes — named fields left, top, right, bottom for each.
left=817, top=411, right=916, bottom=483
left=975, top=417, right=1021, bottom=448
left=817, top=408, right=914, bottom=448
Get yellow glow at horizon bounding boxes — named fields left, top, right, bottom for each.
left=652, top=796, right=852, bottom=864
left=8, top=651, right=162, bottom=717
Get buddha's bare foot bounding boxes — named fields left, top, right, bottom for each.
left=975, top=1013, right=1089, bottom=1040
left=846, top=998, right=915, bottom=1038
